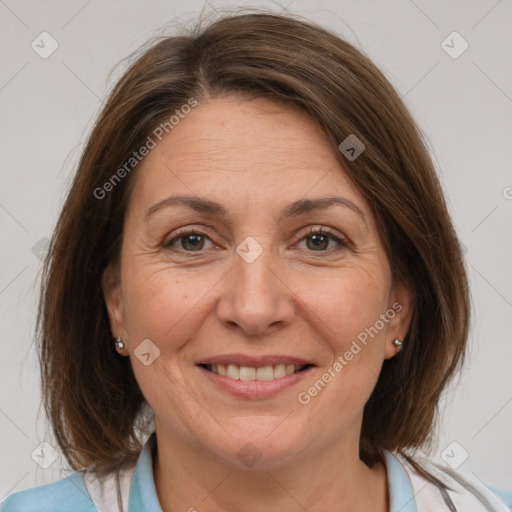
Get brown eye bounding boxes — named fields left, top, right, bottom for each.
left=297, top=227, right=349, bottom=252
left=179, top=234, right=206, bottom=251
left=164, top=231, right=214, bottom=252
left=306, top=232, right=330, bottom=251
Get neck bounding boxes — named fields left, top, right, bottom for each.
left=152, top=429, right=389, bottom=512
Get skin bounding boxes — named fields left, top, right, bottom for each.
left=102, top=94, right=414, bottom=512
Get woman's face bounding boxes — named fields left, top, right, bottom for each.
left=103, top=95, right=413, bottom=469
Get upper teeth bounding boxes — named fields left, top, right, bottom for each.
left=207, top=363, right=306, bottom=380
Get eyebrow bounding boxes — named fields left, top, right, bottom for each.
left=144, top=194, right=367, bottom=228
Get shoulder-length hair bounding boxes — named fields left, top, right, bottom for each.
left=37, top=10, right=469, bottom=478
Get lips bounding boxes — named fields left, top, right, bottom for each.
left=196, top=354, right=314, bottom=368
left=195, top=354, right=315, bottom=396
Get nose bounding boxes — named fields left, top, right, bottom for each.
left=216, top=249, right=295, bottom=337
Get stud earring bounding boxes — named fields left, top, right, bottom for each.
left=392, top=338, right=403, bottom=353
left=113, top=336, right=125, bottom=350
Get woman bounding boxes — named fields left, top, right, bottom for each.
left=1, top=10, right=508, bottom=512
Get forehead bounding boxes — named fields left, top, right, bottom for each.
left=127, top=95, right=369, bottom=218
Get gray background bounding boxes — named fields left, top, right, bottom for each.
left=1, top=0, right=511, bottom=500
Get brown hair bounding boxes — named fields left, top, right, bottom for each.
left=37, top=9, right=470, bottom=479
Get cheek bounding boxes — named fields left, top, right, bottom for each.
left=294, top=272, right=390, bottom=421
left=299, top=267, right=390, bottom=350
left=121, top=268, right=211, bottom=412
left=122, top=265, right=211, bottom=347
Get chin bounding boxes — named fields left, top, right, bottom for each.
left=201, top=421, right=308, bottom=470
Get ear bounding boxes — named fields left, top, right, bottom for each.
left=383, top=277, right=415, bottom=360
left=101, top=263, right=128, bottom=354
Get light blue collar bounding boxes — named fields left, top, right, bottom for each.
left=128, top=435, right=417, bottom=512
left=128, top=433, right=162, bottom=512
left=384, top=450, right=419, bottom=512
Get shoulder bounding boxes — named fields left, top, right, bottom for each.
left=1, top=433, right=154, bottom=512
left=0, top=472, right=96, bottom=512
left=394, top=452, right=510, bottom=512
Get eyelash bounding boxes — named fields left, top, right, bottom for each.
left=163, top=226, right=350, bottom=255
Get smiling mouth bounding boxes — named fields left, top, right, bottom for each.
left=198, top=363, right=314, bottom=381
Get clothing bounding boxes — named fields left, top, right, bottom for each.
left=487, top=486, right=512, bottom=509
left=1, top=433, right=509, bottom=511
